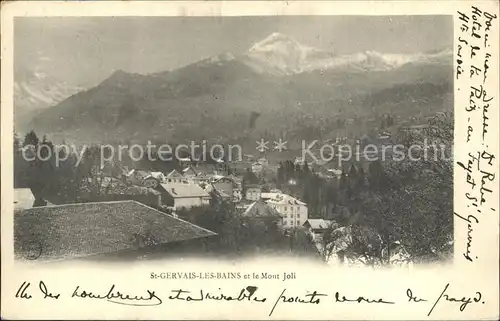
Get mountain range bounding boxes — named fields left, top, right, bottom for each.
left=14, top=69, right=83, bottom=129
left=20, top=33, right=453, bottom=144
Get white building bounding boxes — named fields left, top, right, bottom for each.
left=303, top=219, right=335, bottom=241
left=233, top=188, right=243, bottom=202
left=260, top=192, right=281, bottom=200
left=150, top=171, right=166, bottom=183
left=244, top=184, right=262, bottom=201
left=160, top=183, right=211, bottom=211
left=182, top=166, right=198, bottom=181
left=142, top=175, right=160, bottom=189
left=165, top=169, right=185, bottom=184
left=265, top=193, right=308, bottom=229
left=257, top=157, right=269, bottom=167
left=14, top=188, right=36, bottom=211
left=251, top=162, right=263, bottom=173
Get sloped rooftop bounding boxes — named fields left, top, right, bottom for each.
left=14, top=200, right=216, bottom=262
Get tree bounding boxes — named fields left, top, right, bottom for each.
left=339, top=169, right=349, bottom=192
left=357, top=167, right=366, bottom=190
left=322, top=112, right=454, bottom=266
left=288, top=227, right=316, bottom=256
left=277, top=162, right=285, bottom=187
left=39, top=135, right=55, bottom=164
left=386, top=114, right=394, bottom=127
left=368, top=161, right=389, bottom=190
left=303, top=161, right=310, bottom=174
left=13, top=131, right=20, bottom=151
left=23, top=130, right=39, bottom=147
left=243, top=168, right=259, bottom=185
left=178, top=203, right=244, bottom=252
left=14, top=132, right=31, bottom=188
left=380, top=118, right=386, bottom=129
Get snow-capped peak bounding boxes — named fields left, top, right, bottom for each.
left=14, top=69, right=83, bottom=112
left=207, top=52, right=236, bottom=64
left=241, top=32, right=452, bottom=75
left=33, top=71, right=47, bottom=80
left=249, top=32, right=316, bottom=54
left=244, top=32, right=328, bottom=75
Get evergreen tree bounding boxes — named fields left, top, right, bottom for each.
left=357, top=166, right=366, bottom=190
left=23, top=130, right=39, bottom=147
left=340, top=169, right=349, bottom=191
left=243, top=168, right=259, bottom=185
left=347, top=164, right=358, bottom=191
left=348, top=163, right=358, bottom=178
left=39, top=135, right=54, bottom=161
left=277, top=162, right=285, bottom=187
left=368, top=160, right=389, bottom=191
left=303, top=160, right=310, bottom=174
left=386, top=114, right=394, bottom=127
left=13, top=131, right=20, bottom=150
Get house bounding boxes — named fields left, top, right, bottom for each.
left=244, top=184, right=262, bottom=201
left=178, top=157, right=192, bottom=167
left=243, top=154, right=255, bottom=162
left=326, top=168, right=343, bottom=184
left=233, top=188, right=243, bottom=202
left=150, top=171, right=166, bottom=183
left=127, top=170, right=150, bottom=185
left=381, top=241, right=413, bottom=266
left=227, top=174, right=243, bottom=189
left=294, top=156, right=306, bottom=168
left=251, top=162, right=263, bottom=173
left=242, top=200, right=283, bottom=228
left=400, top=124, right=436, bottom=135
left=303, top=219, right=335, bottom=234
left=212, top=177, right=234, bottom=199
left=182, top=166, right=198, bottom=179
left=235, top=199, right=253, bottom=211
left=14, top=187, right=54, bottom=210
left=209, top=173, right=225, bottom=182
left=326, top=168, right=342, bottom=176
left=211, top=185, right=232, bottom=203
left=89, top=182, right=163, bottom=208
left=257, top=157, right=269, bottom=167
left=226, top=174, right=243, bottom=201
left=14, top=200, right=217, bottom=262
left=191, top=172, right=211, bottom=185
left=142, top=175, right=161, bottom=189
left=14, top=188, right=36, bottom=210
left=123, top=168, right=136, bottom=180
left=160, top=183, right=211, bottom=211
left=166, top=169, right=185, bottom=184
left=261, top=192, right=281, bottom=201
left=379, top=131, right=391, bottom=140
left=265, top=193, right=308, bottom=229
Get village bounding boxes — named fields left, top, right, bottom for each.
left=14, top=141, right=342, bottom=261
left=12, top=108, right=453, bottom=267
left=13, top=121, right=442, bottom=266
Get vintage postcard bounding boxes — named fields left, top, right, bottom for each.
left=1, top=1, right=499, bottom=319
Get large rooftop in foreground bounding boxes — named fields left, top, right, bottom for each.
left=14, top=200, right=216, bottom=262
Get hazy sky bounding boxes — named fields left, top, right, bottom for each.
left=15, top=16, right=452, bottom=87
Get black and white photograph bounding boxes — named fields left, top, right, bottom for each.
left=12, top=15, right=455, bottom=265
left=3, top=1, right=500, bottom=320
